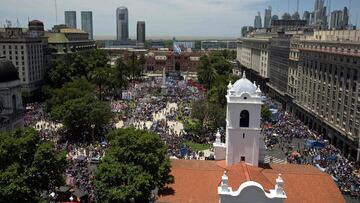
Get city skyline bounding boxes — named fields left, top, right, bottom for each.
left=0, top=0, right=359, bottom=38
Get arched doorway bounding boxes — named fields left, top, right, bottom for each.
left=175, top=61, right=181, bottom=71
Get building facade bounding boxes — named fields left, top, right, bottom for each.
left=65, top=11, right=77, bottom=29
left=287, top=36, right=300, bottom=99
left=267, top=36, right=291, bottom=108
left=81, top=11, right=93, bottom=40
left=271, top=19, right=308, bottom=32
left=201, top=40, right=237, bottom=51
left=144, top=51, right=203, bottom=72
left=237, top=35, right=273, bottom=91
left=136, top=21, right=145, bottom=45
left=0, top=21, right=48, bottom=92
left=45, top=28, right=96, bottom=63
left=116, top=7, right=129, bottom=41
left=295, top=38, right=360, bottom=161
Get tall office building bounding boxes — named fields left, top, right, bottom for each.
left=303, top=11, right=311, bottom=24
left=65, top=11, right=77, bottom=28
left=254, top=12, right=262, bottom=29
left=264, top=6, right=272, bottom=29
left=330, top=7, right=349, bottom=30
left=136, top=21, right=146, bottom=44
left=116, top=7, right=129, bottom=41
left=342, top=7, right=349, bottom=29
left=313, top=0, right=327, bottom=29
left=81, top=11, right=93, bottom=40
left=330, top=10, right=343, bottom=30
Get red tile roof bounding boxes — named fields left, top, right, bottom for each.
left=157, top=159, right=345, bottom=203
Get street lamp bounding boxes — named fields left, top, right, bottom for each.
left=91, top=124, right=95, bottom=141
left=69, top=196, right=74, bottom=202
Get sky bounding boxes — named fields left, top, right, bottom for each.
left=0, top=0, right=359, bottom=38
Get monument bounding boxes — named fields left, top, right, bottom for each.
left=161, top=67, right=167, bottom=94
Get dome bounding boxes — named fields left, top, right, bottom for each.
left=29, top=20, right=44, bottom=26
left=230, top=73, right=256, bottom=94
left=0, top=59, right=19, bottom=83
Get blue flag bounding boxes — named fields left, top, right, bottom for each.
left=173, top=43, right=182, bottom=54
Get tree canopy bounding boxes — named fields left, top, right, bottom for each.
left=192, top=51, right=238, bottom=137
left=47, top=78, right=112, bottom=142
left=95, top=128, right=172, bottom=203
left=0, top=128, right=66, bottom=202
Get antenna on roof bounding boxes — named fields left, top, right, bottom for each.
left=16, top=18, right=20, bottom=27
left=297, top=0, right=299, bottom=13
left=55, top=0, right=58, bottom=24
left=349, top=0, right=352, bottom=25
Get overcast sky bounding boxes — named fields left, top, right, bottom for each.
left=0, top=0, right=359, bottom=38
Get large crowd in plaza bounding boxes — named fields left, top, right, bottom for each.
left=23, top=75, right=207, bottom=202
left=23, top=75, right=360, bottom=201
left=262, top=100, right=360, bottom=200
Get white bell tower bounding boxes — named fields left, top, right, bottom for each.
left=225, top=72, right=263, bottom=166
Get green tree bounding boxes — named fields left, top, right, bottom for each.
left=191, top=99, right=207, bottom=130
left=69, top=54, right=89, bottom=79
left=184, top=119, right=202, bottom=135
left=139, top=54, right=146, bottom=76
left=197, top=65, right=218, bottom=89
left=88, top=49, right=109, bottom=70
left=112, top=58, right=130, bottom=99
left=51, top=95, right=112, bottom=142
left=0, top=128, right=66, bottom=202
left=46, top=78, right=95, bottom=111
left=89, top=67, right=111, bottom=100
left=45, top=59, right=72, bottom=88
left=261, top=105, right=272, bottom=122
left=95, top=128, right=172, bottom=203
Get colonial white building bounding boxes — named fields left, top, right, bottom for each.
left=214, top=72, right=265, bottom=166
left=213, top=73, right=285, bottom=203
left=0, top=58, right=24, bottom=131
left=158, top=72, right=345, bottom=203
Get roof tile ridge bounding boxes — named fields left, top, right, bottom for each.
left=241, top=162, right=251, bottom=181
left=259, top=165, right=276, bottom=189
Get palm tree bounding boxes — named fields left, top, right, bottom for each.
left=89, top=67, right=109, bottom=100
left=139, top=54, right=146, bottom=77
left=113, top=58, right=130, bottom=99
left=198, top=65, right=218, bottom=89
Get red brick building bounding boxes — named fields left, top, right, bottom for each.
left=145, top=51, right=203, bottom=72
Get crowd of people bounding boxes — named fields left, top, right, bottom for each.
left=23, top=74, right=360, bottom=201
left=22, top=75, right=207, bottom=202
left=262, top=100, right=360, bottom=200
left=119, top=76, right=206, bottom=160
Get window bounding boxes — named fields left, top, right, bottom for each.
left=240, top=110, right=250, bottom=127
left=12, top=95, right=16, bottom=111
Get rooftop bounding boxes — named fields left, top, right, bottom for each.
left=157, top=159, right=345, bottom=203
left=60, top=28, right=86, bottom=34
